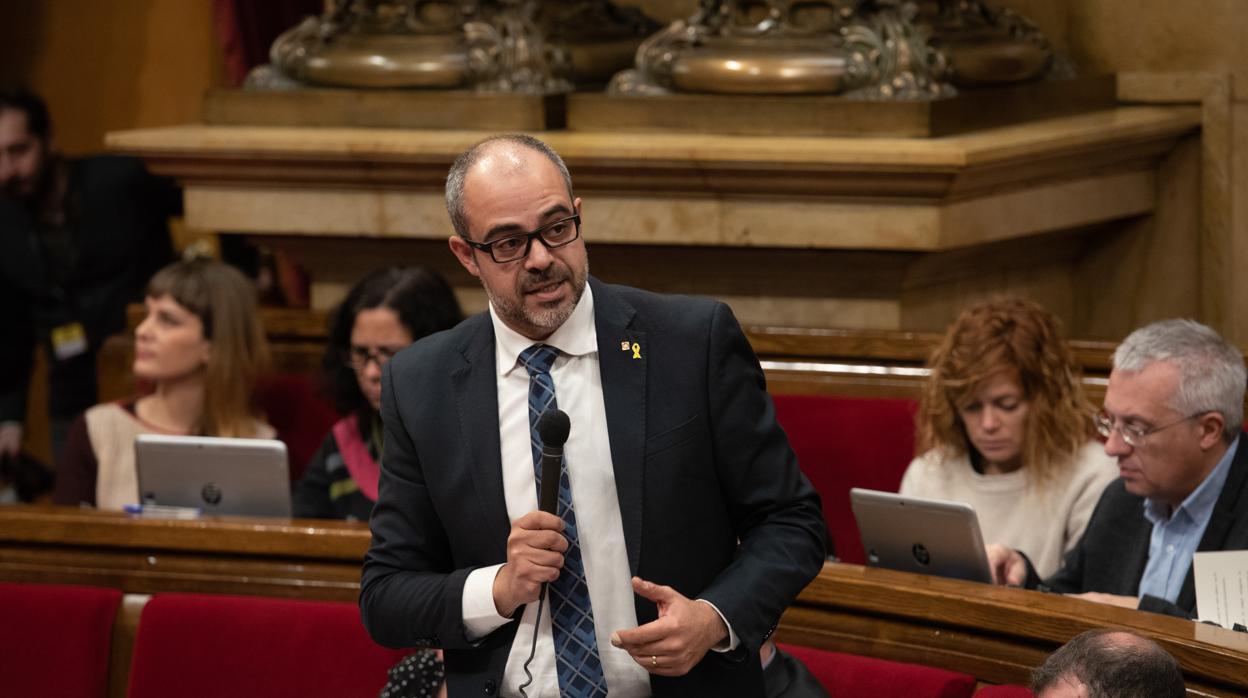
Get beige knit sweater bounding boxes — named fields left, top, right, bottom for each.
left=899, top=440, right=1118, bottom=579
left=85, top=402, right=276, bottom=511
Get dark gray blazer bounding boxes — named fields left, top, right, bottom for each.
left=1027, top=432, right=1248, bottom=618
left=360, top=278, right=827, bottom=697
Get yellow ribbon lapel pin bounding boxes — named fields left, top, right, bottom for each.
left=620, top=340, right=642, bottom=360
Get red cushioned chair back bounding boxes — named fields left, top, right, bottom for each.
left=0, top=582, right=122, bottom=698
left=255, top=374, right=340, bottom=482
left=127, top=593, right=407, bottom=698
left=772, top=394, right=918, bottom=563
left=780, top=643, right=976, bottom=698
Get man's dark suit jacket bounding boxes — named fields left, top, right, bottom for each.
left=0, top=156, right=176, bottom=423
left=1027, top=432, right=1248, bottom=618
left=361, top=278, right=827, bottom=697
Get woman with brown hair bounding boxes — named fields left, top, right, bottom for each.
left=900, top=298, right=1116, bottom=578
left=53, top=258, right=275, bottom=509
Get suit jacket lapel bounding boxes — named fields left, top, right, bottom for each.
left=451, top=315, right=510, bottom=559
left=1179, top=432, right=1248, bottom=609
left=592, top=279, right=646, bottom=573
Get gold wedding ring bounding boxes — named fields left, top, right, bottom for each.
left=650, top=655, right=658, bottom=667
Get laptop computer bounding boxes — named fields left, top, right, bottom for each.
left=135, top=434, right=291, bottom=517
left=849, top=487, right=993, bottom=583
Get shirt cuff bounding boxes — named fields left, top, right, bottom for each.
left=462, top=563, right=513, bottom=641
left=695, top=599, right=739, bottom=652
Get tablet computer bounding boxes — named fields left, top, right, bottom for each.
left=850, top=487, right=993, bottom=583
left=135, top=434, right=291, bottom=517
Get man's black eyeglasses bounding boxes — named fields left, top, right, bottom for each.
left=464, top=214, right=581, bottom=264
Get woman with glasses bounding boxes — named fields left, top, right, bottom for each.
left=899, top=298, right=1117, bottom=578
left=292, top=266, right=462, bottom=521
left=53, top=258, right=274, bottom=509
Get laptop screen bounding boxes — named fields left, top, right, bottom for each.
left=135, top=434, right=291, bottom=518
left=850, top=488, right=993, bottom=583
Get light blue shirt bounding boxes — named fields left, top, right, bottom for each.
left=1137, top=436, right=1239, bottom=603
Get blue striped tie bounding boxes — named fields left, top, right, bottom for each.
left=518, top=344, right=609, bottom=698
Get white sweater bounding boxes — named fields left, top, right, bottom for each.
left=899, top=440, right=1118, bottom=579
left=86, top=402, right=276, bottom=511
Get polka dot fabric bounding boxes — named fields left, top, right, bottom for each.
left=378, top=649, right=445, bottom=698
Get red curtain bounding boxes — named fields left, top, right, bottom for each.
left=212, top=0, right=323, bottom=86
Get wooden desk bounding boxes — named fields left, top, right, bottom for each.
left=3, top=506, right=1246, bottom=695
left=784, top=564, right=1248, bottom=697
left=0, top=505, right=367, bottom=602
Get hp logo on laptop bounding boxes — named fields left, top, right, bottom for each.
left=201, top=483, right=223, bottom=506
left=911, top=542, right=931, bottom=567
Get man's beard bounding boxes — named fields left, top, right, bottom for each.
left=486, top=259, right=588, bottom=338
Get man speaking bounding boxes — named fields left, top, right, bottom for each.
left=360, top=134, right=826, bottom=697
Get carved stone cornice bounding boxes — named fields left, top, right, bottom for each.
left=107, top=107, right=1198, bottom=202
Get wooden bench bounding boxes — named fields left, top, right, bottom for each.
left=98, top=305, right=1119, bottom=406
left=2, top=506, right=1246, bottom=696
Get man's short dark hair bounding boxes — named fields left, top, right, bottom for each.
left=444, top=133, right=574, bottom=239
left=0, top=85, right=51, bottom=140
left=1032, top=629, right=1185, bottom=697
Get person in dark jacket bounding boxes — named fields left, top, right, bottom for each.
left=292, top=266, right=462, bottom=521
left=987, top=319, right=1248, bottom=619
left=0, top=85, right=178, bottom=461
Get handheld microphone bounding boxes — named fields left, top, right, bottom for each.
left=536, top=409, right=571, bottom=514
left=520, top=409, right=572, bottom=698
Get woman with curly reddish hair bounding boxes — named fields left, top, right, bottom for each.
left=900, top=298, right=1116, bottom=578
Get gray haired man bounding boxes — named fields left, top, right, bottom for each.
left=987, top=319, right=1248, bottom=617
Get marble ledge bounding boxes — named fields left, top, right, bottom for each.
left=183, top=168, right=1155, bottom=251
left=107, top=106, right=1200, bottom=174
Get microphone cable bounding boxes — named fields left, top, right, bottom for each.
left=517, top=582, right=549, bottom=698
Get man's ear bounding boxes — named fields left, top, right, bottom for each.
left=448, top=235, right=480, bottom=278
left=1198, top=412, right=1227, bottom=450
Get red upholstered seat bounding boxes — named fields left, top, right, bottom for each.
left=975, top=685, right=1034, bottom=697
left=255, top=374, right=340, bottom=482
left=127, top=593, right=407, bottom=698
left=772, top=394, right=918, bottom=563
left=780, top=643, right=976, bottom=698
left=0, top=582, right=122, bottom=698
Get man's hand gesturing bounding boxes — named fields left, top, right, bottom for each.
left=610, top=577, right=729, bottom=677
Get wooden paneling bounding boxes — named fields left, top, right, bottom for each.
left=0, top=0, right=226, bottom=154
left=99, top=305, right=1122, bottom=407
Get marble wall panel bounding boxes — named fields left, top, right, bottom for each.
left=998, top=0, right=1247, bottom=99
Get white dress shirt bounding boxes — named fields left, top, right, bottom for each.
left=461, top=285, right=651, bottom=698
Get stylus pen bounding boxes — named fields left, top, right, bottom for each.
left=122, top=504, right=204, bottom=519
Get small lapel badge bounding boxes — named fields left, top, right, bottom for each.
left=631, top=342, right=641, bottom=360
left=620, top=341, right=630, bottom=351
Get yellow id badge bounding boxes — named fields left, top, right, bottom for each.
left=51, top=322, right=88, bottom=361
